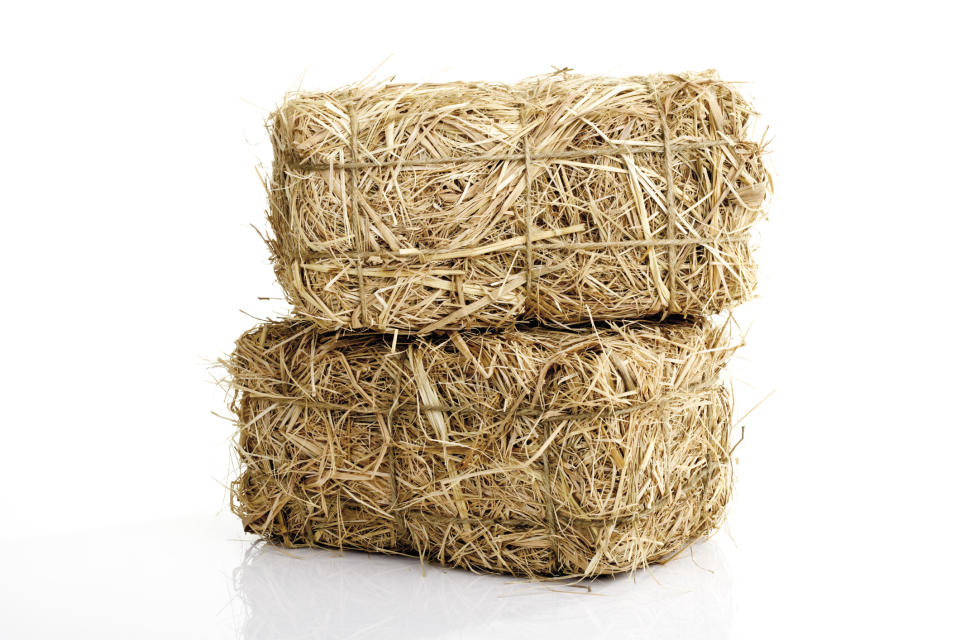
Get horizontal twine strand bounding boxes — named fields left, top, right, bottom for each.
left=285, top=137, right=746, bottom=172
left=300, top=233, right=752, bottom=262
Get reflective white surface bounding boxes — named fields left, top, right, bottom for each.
left=1, top=514, right=734, bottom=639
left=3, top=1, right=959, bottom=638
left=235, top=536, right=732, bottom=639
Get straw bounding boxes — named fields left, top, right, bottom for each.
left=265, top=70, right=769, bottom=332
left=226, top=318, right=738, bottom=577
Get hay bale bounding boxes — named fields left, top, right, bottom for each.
left=267, top=70, right=769, bottom=333
left=227, top=318, right=738, bottom=577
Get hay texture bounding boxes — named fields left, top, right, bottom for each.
left=267, top=70, right=769, bottom=333
left=227, top=318, right=737, bottom=577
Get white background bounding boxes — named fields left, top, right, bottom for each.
left=2, top=1, right=957, bottom=638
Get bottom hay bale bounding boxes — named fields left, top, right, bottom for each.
left=226, top=319, right=737, bottom=578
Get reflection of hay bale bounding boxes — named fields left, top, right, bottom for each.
left=233, top=542, right=733, bottom=638
left=267, top=71, right=769, bottom=332
left=227, top=318, right=736, bottom=577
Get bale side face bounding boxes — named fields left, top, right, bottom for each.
left=228, top=320, right=736, bottom=577
left=267, top=71, right=769, bottom=333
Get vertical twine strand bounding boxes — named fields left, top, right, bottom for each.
left=348, top=101, right=369, bottom=326
left=519, top=94, right=537, bottom=313
left=655, top=87, right=681, bottom=315
left=384, top=379, right=413, bottom=551
left=539, top=419, right=561, bottom=572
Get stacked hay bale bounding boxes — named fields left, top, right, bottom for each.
left=226, top=70, right=769, bottom=577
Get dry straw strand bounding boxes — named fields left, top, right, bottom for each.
left=226, top=318, right=738, bottom=577
left=266, top=70, right=769, bottom=333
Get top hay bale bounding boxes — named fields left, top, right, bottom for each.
left=267, top=70, right=769, bottom=333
